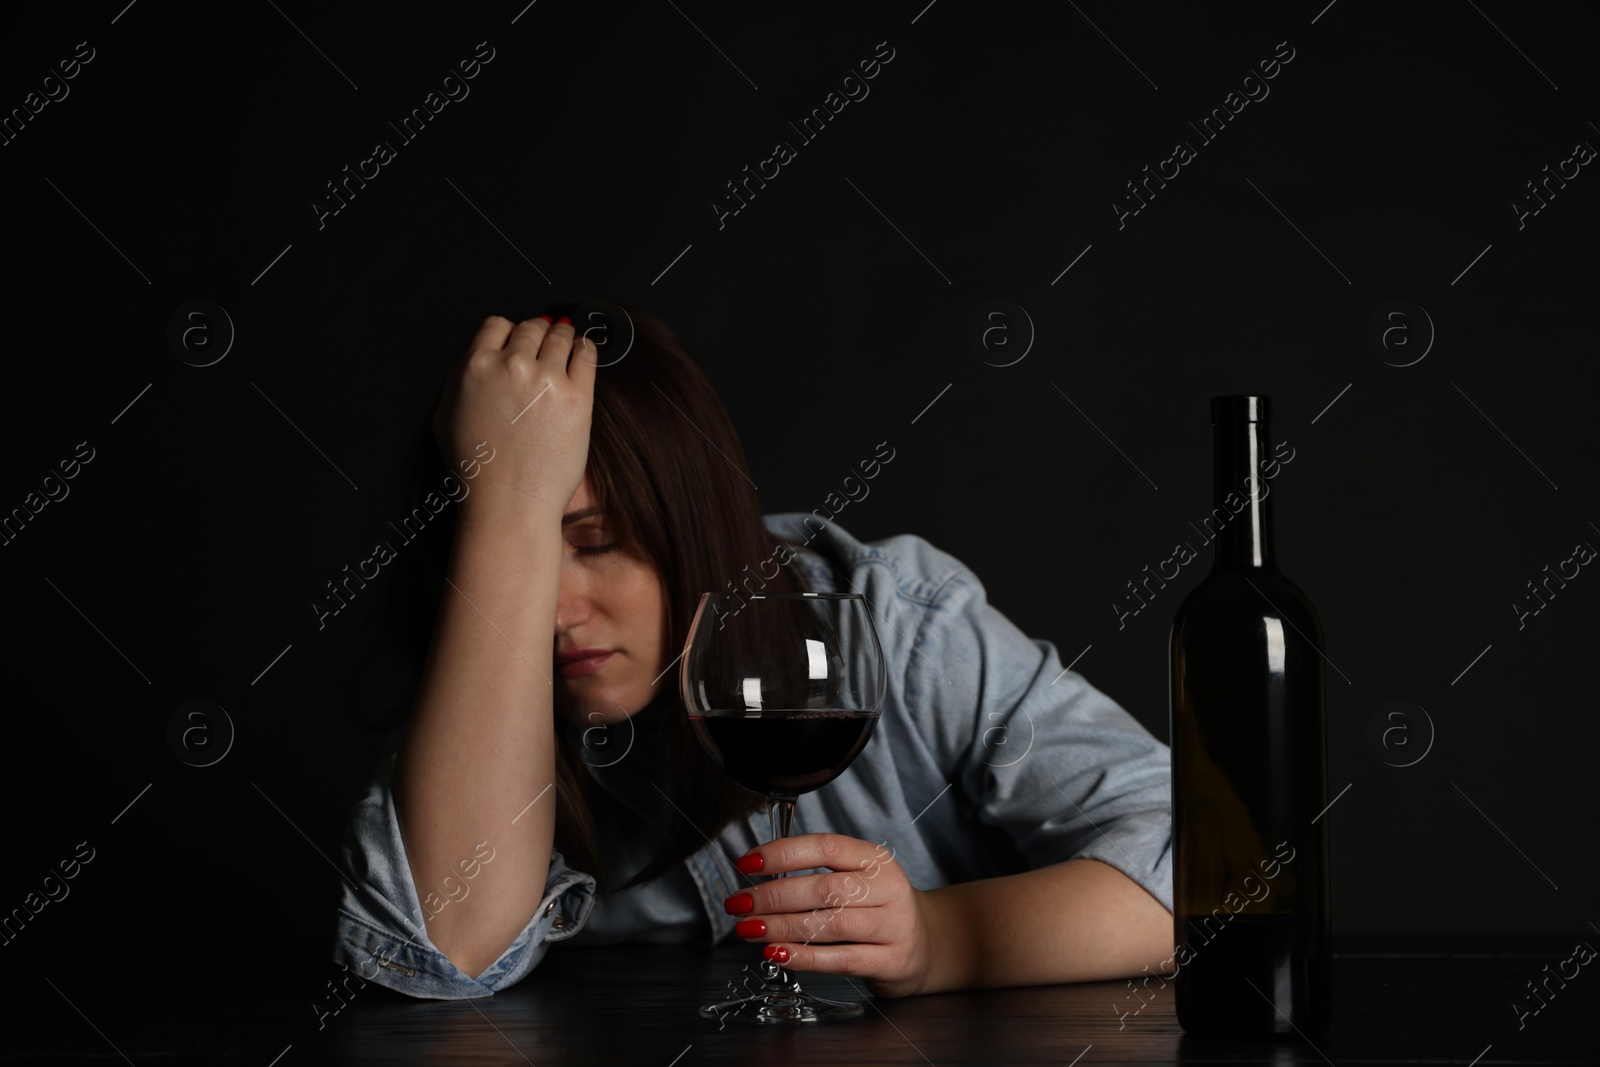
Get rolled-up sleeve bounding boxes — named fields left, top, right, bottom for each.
left=331, top=739, right=598, bottom=999
left=908, top=570, right=1174, bottom=912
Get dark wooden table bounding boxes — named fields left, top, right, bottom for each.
left=6, top=935, right=1594, bottom=1064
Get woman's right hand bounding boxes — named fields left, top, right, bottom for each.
left=432, top=314, right=598, bottom=531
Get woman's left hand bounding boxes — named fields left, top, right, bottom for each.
left=722, top=832, right=937, bottom=998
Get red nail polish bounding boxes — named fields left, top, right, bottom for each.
left=724, top=893, right=754, bottom=916
left=735, top=852, right=764, bottom=874
left=556, top=315, right=572, bottom=326
left=734, top=919, right=766, bottom=939
left=763, top=944, right=790, bottom=964
left=536, top=314, right=552, bottom=323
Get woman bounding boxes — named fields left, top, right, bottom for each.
left=332, top=302, right=1175, bottom=1000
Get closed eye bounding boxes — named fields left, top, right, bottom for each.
left=575, top=542, right=621, bottom=556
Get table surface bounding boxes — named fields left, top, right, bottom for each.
left=6, top=935, right=1594, bottom=1064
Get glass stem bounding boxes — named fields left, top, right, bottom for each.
left=761, top=797, right=800, bottom=987
left=768, top=796, right=797, bottom=844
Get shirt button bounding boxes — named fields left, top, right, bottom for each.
left=543, top=899, right=557, bottom=917
left=551, top=915, right=567, bottom=930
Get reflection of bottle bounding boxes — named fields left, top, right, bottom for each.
left=1169, top=396, right=1331, bottom=1038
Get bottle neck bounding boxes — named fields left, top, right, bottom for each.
left=1211, top=418, right=1275, bottom=570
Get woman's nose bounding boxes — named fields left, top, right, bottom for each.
left=554, top=571, right=587, bottom=632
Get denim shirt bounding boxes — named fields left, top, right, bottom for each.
left=331, top=513, right=1175, bottom=999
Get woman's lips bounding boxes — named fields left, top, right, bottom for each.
left=558, top=651, right=615, bottom=679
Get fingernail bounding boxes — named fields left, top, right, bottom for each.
left=556, top=315, right=572, bottom=326
left=734, top=919, right=766, bottom=939
left=763, top=944, right=790, bottom=964
left=735, top=852, right=764, bottom=874
left=723, top=893, right=754, bottom=916
left=536, top=314, right=552, bottom=323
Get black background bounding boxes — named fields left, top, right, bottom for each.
left=2, top=0, right=1595, bottom=1014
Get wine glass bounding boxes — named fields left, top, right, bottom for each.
left=680, top=591, right=886, bottom=1024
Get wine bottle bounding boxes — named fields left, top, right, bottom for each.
left=1168, top=395, right=1332, bottom=1038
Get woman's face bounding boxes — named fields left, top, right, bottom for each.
left=552, top=474, right=670, bottom=727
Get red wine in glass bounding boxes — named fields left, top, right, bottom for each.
left=689, top=710, right=879, bottom=796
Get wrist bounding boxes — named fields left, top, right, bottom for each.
left=448, top=511, right=565, bottom=585
left=454, top=502, right=562, bottom=545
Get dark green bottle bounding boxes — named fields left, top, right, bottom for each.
left=1169, top=395, right=1332, bottom=1038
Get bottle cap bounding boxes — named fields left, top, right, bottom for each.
left=1212, top=395, right=1270, bottom=424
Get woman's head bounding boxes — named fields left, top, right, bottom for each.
left=360, top=300, right=806, bottom=888
left=550, top=300, right=798, bottom=730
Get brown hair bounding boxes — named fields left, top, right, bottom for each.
left=342, top=300, right=809, bottom=891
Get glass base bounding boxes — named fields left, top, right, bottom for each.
left=699, top=963, right=864, bottom=1025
